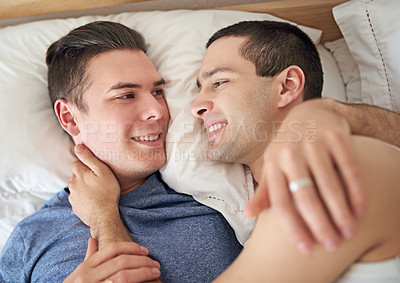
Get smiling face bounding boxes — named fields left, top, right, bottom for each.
left=192, top=36, right=280, bottom=165
left=71, top=49, right=169, bottom=190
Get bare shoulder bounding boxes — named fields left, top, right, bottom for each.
left=351, top=135, right=400, bottom=164
left=214, top=136, right=400, bottom=283
left=350, top=136, right=400, bottom=261
left=351, top=136, right=400, bottom=211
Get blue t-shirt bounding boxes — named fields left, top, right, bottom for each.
left=0, top=173, right=242, bottom=282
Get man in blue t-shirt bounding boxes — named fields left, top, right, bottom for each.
left=0, top=21, right=243, bottom=283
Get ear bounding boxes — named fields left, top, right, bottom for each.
left=54, top=99, right=80, bottom=137
left=276, top=65, right=305, bottom=108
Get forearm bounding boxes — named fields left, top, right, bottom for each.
left=326, top=98, right=400, bottom=147
left=90, top=207, right=133, bottom=250
left=219, top=136, right=400, bottom=283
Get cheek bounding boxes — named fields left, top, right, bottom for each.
left=102, top=104, right=139, bottom=130
left=160, top=98, right=170, bottom=116
left=78, top=117, right=129, bottom=145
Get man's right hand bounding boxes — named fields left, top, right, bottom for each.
left=69, top=144, right=134, bottom=248
left=69, top=144, right=121, bottom=229
left=64, top=239, right=161, bottom=283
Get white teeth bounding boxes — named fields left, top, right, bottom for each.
left=133, top=134, right=160, bottom=141
left=208, top=123, right=226, bottom=134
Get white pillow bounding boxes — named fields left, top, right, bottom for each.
left=317, top=44, right=347, bottom=102
left=333, top=0, right=400, bottom=112
left=324, top=38, right=362, bottom=103
left=0, top=9, right=330, bottom=250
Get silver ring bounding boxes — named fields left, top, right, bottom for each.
left=289, top=178, right=313, bottom=193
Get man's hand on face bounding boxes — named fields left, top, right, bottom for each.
left=64, top=238, right=161, bottom=283
left=69, top=144, right=121, bottom=233
left=245, top=99, right=365, bottom=254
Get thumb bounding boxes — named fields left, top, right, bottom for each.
left=244, top=182, right=270, bottom=218
left=75, top=144, right=105, bottom=176
left=84, top=238, right=98, bottom=260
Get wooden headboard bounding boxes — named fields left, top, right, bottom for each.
left=0, top=0, right=347, bottom=42
left=216, top=0, right=347, bottom=42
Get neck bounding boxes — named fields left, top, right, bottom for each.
left=248, top=150, right=267, bottom=184
left=246, top=101, right=303, bottom=182
left=246, top=114, right=286, bottom=183
left=119, top=176, right=148, bottom=195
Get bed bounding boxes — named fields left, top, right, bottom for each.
left=0, top=0, right=399, bottom=252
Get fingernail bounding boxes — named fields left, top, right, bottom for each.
left=342, top=227, right=354, bottom=239
left=297, top=242, right=311, bottom=254
left=140, top=246, right=148, bottom=254
left=324, top=239, right=338, bottom=251
left=153, top=260, right=160, bottom=268
left=152, top=268, right=160, bottom=275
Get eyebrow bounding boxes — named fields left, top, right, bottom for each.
left=107, top=78, right=165, bottom=93
left=196, top=68, right=235, bottom=88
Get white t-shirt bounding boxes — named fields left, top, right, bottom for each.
left=336, top=256, right=400, bottom=282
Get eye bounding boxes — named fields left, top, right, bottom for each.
left=152, top=89, right=165, bottom=96
left=213, top=80, right=228, bottom=88
left=119, top=93, right=135, bottom=99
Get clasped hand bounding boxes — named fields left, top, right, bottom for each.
left=246, top=99, right=365, bottom=253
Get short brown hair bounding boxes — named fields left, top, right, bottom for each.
left=207, top=21, right=323, bottom=100
left=46, top=21, right=147, bottom=112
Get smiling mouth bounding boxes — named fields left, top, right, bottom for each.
left=207, top=122, right=227, bottom=134
left=132, top=133, right=161, bottom=142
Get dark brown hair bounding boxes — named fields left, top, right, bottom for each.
left=46, top=21, right=147, bottom=112
left=207, top=21, right=323, bottom=100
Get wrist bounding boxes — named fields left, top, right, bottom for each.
left=321, top=97, right=344, bottom=115
left=89, top=208, right=133, bottom=249
left=323, top=98, right=356, bottom=134
left=89, top=206, right=121, bottom=238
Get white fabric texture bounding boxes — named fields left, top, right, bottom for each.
left=333, top=0, right=400, bottom=112
left=317, top=44, right=347, bottom=103
left=0, top=9, right=348, bottom=252
left=336, top=256, right=400, bottom=283
left=324, top=38, right=362, bottom=104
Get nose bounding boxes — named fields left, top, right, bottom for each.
left=140, top=94, right=167, bottom=121
left=191, top=92, right=213, bottom=119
